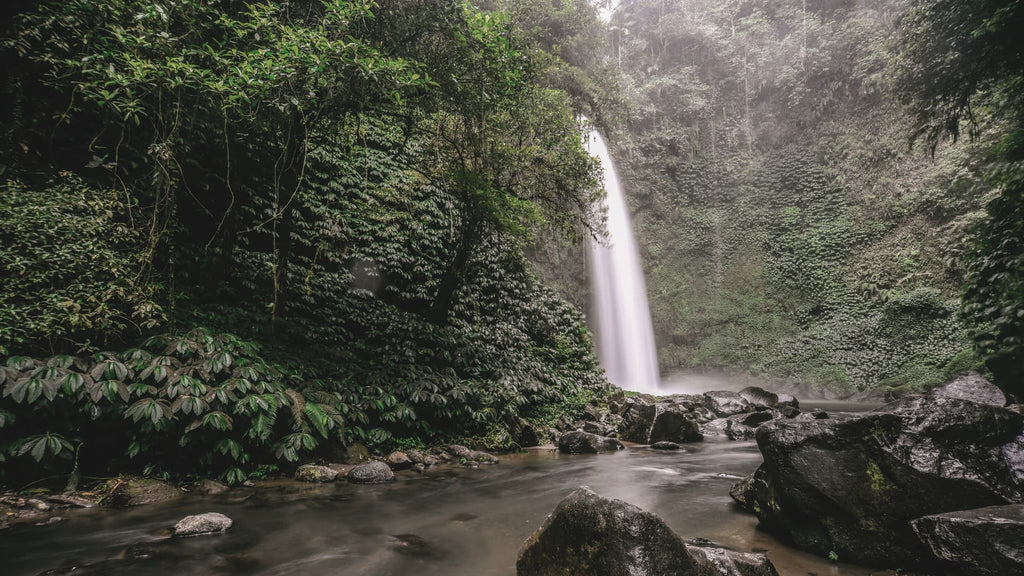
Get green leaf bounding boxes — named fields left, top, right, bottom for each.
left=59, top=373, right=85, bottom=394
left=7, top=356, right=35, bottom=370
left=17, top=433, right=72, bottom=462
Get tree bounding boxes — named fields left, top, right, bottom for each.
left=896, top=0, right=1024, bottom=396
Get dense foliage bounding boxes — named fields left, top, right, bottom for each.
left=895, top=0, right=1024, bottom=397
left=0, top=0, right=615, bottom=484
left=590, top=0, right=992, bottom=396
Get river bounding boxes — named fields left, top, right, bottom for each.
left=2, top=424, right=884, bottom=575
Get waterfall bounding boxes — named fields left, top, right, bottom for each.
left=586, top=129, right=660, bottom=394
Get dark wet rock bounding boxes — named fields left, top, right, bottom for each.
left=931, top=371, right=1006, bottom=406
left=517, top=486, right=697, bottom=575
left=516, top=486, right=777, bottom=576
left=405, top=449, right=426, bottom=464
left=776, top=393, right=799, bottom=409
left=777, top=405, right=801, bottom=418
left=195, top=479, right=230, bottom=495
left=685, top=539, right=780, bottom=576
left=558, top=430, right=624, bottom=454
left=173, top=512, right=233, bottom=536
left=745, top=373, right=1024, bottom=569
left=583, top=404, right=602, bottom=421
left=910, top=504, right=1024, bottom=575
left=449, top=512, right=477, bottom=522
left=582, top=420, right=616, bottom=436
left=447, top=444, right=473, bottom=459
left=704, top=391, right=750, bottom=417
left=506, top=415, right=541, bottom=448
left=702, top=418, right=756, bottom=440
left=469, top=450, right=499, bottom=464
left=792, top=409, right=829, bottom=421
left=649, top=406, right=703, bottom=443
left=422, top=454, right=440, bottom=467
left=385, top=451, right=413, bottom=470
left=735, top=410, right=774, bottom=428
left=347, top=461, right=395, bottom=484
left=390, top=533, right=441, bottom=558
left=295, top=464, right=339, bottom=482
left=738, top=387, right=779, bottom=409
left=729, top=474, right=758, bottom=510
left=651, top=441, right=682, bottom=450
left=617, top=400, right=657, bottom=443
left=100, top=477, right=183, bottom=508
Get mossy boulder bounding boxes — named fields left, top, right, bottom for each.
left=100, top=477, right=183, bottom=508
left=295, top=464, right=339, bottom=483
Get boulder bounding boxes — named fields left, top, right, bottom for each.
left=649, top=406, right=703, bottom=443
left=704, top=391, right=750, bottom=417
left=734, top=410, right=774, bottom=428
left=776, top=393, right=799, bottom=409
left=582, top=420, right=616, bottom=437
left=617, top=400, right=657, bottom=443
left=516, top=486, right=777, bottom=576
left=405, top=449, right=426, bottom=465
left=385, top=451, right=412, bottom=470
left=469, top=450, right=499, bottom=464
left=686, top=539, right=780, bottom=576
left=195, top=479, right=230, bottom=495
left=447, top=444, right=473, bottom=459
left=651, top=441, right=682, bottom=450
left=506, top=415, right=542, bottom=448
left=745, top=374, right=1024, bottom=569
left=346, top=461, right=395, bottom=484
left=910, top=504, right=1024, bottom=575
left=100, top=477, right=183, bottom=508
left=558, top=431, right=624, bottom=454
left=931, top=371, right=1006, bottom=406
left=701, top=418, right=755, bottom=440
left=295, top=464, right=339, bottom=482
left=173, top=512, right=233, bottom=536
left=738, top=386, right=779, bottom=409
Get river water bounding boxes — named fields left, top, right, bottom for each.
left=2, top=428, right=884, bottom=575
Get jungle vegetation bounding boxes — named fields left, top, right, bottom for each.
left=590, top=0, right=1023, bottom=398
left=1, top=0, right=1021, bottom=486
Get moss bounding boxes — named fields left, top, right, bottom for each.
left=866, top=460, right=895, bottom=498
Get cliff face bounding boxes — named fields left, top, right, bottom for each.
left=595, top=0, right=990, bottom=395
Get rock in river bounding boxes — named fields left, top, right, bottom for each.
left=557, top=430, right=624, bottom=454
left=737, top=373, right=1024, bottom=569
left=295, top=464, right=339, bottom=482
left=347, top=461, right=395, bottom=484
left=516, top=486, right=777, bottom=576
left=910, top=504, right=1024, bottom=576
left=174, top=512, right=233, bottom=536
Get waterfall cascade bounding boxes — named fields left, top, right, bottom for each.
left=586, top=129, right=660, bottom=394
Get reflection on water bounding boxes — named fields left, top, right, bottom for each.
left=2, top=440, right=880, bottom=576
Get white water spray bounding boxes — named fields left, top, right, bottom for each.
left=586, top=129, right=660, bottom=394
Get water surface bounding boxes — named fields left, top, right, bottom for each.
left=2, top=440, right=883, bottom=575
